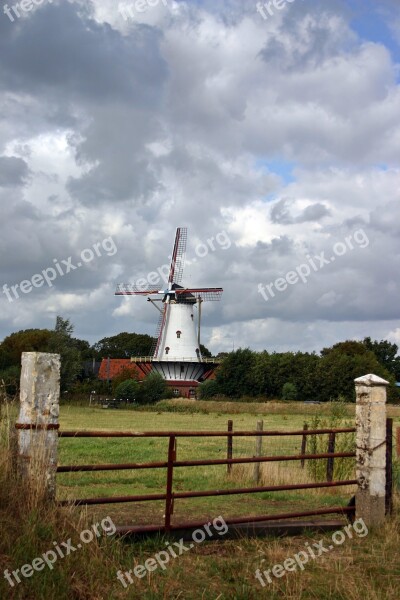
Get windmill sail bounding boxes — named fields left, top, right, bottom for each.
left=168, top=227, right=187, bottom=286
left=151, top=303, right=168, bottom=358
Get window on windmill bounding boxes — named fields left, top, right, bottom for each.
left=176, top=330, right=182, bottom=338
left=191, top=314, right=194, bottom=321
left=173, top=388, right=179, bottom=396
left=195, top=348, right=200, bottom=355
left=165, top=347, right=170, bottom=355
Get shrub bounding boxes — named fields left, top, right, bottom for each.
left=139, top=372, right=168, bottom=404
left=111, top=367, right=139, bottom=393
left=199, top=380, right=220, bottom=399
left=161, top=386, right=175, bottom=400
left=0, top=365, right=20, bottom=396
left=281, top=382, right=297, bottom=401
left=215, top=349, right=257, bottom=397
left=114, top=379, right=139, bottom=402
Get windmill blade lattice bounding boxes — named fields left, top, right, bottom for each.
left=115, top=283, right=161, bottom=295
left=168, top=227, right=187, bottom=286
left=175, top=288, right=223, bottom=302
left=151, top=303, right=168, bottom=357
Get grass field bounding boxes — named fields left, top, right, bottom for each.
left=1, top=399, right=399, bottom=599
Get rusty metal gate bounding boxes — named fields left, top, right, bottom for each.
left=56, top=425, right=363, bottom=534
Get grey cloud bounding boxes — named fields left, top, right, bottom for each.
left=0, top=157, right=29, bottom=187
left=0, top=2, right=167, bottom=108
left=271, top=198, right=330, bottom=224
left=300, top=203, right=331, bottom=222
left=67, top=106, right=164, bottom=204
left=369, top=200, right=400, bottom=235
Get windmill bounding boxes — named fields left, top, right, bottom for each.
left=115, top=228, right=223, bottom=389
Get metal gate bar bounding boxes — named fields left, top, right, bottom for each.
left=57, top=451, right=356, bottom=473
left=115, top=506, right=356, bottom=536
left=58, top=427, right=356, bottom=438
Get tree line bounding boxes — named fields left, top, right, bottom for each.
left=200, top=339, right=400, bottom=402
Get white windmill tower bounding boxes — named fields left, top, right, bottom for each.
left=115, top=228, right=223, bottom=391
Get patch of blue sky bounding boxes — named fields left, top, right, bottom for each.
left=376, top=163, right=398, bottom=172
left=255, top=158, right=296, bottom=184
left=346, top=0, right=400, bottom=67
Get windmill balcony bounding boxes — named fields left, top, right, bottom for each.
left=130, top=356, right=221, bottom=364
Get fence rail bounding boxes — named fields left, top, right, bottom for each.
left=58, top=427, right=356, bottom=438
left=57, top=452, right=356, bottom=473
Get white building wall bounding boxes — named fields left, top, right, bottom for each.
left=157, top=303, right=201, bottom=361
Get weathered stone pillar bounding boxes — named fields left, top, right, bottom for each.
left=16, top=352, right=60, bottom=501
left=355, top=373, right=388, bottom=527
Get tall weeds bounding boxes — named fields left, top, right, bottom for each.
left=0, top=400, right=124, bottom=600
left=307, top=398, right=356, bottom=482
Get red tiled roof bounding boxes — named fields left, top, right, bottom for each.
left=98, top=359, right=145, bottom=381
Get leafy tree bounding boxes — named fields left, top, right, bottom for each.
left=282, top=382, right=298, bottom=400
left=363, top=337, right=400, bottom=380
left=199, top=379, right=220, bottom=399
left=46, top=317, right=82, bottom=391
left=317, top=341, right=394, bottom=402
left=69, top=378, right=110, bottom=395
left=71, top=338, right=92, bottom=362
left=114, top=380, right=140, bottom=402
left=0, top=329, right=53, bottom=367
left=92, top=332, right=155, bottom=359
left=139, top=372, right=168, bottom=404
left=111, top=367, right=139, bottom=393
left=290, top=352, right=320, bottom=401
left=259, top=352, right=296, bottom=398
left=252, top=351, right=319, bottom=401
left=55, top=316, right=73, bottom=337
left=200, top=344, right=212, bottom=358
left=215, top=349, right=257, bottom=398
left=0, top=365, right=20, bottom=397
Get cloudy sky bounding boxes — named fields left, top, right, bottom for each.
left=0, top=0, right=399, bottom=355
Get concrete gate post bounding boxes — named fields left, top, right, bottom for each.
left=16, top=352, right=61, bottom=501
left=354, top=373, right=389, bottom=527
